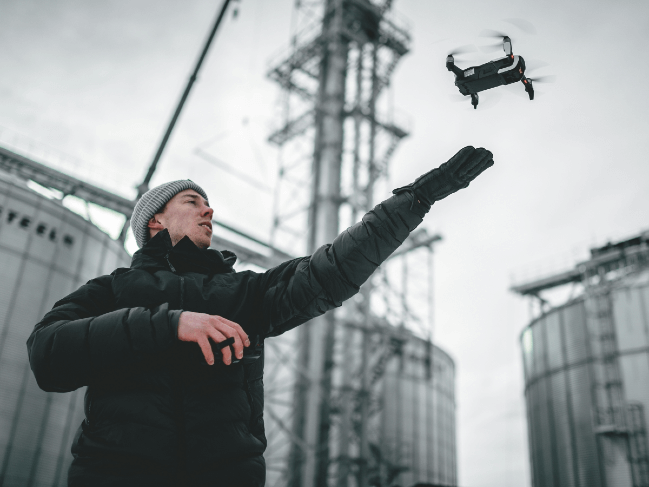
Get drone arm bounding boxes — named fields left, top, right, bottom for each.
left=522, top=78, right=534, bottom=100
left=446, top=55, right=465, bottom=77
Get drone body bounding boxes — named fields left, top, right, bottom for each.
left=447, top=36, right=534, bottom=109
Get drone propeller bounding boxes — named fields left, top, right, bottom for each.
left=524, top=59, right=550, bottom=74
left=478, top=30, right=510, bottom=53
left=527, top=75, right=557, bottom=83
left=503, top=18, right=537, bottom=35
left=448, top=44, right=478, bottom=57
left=479, top=19, right=537, bottom=53
left=479, top=29, right=509, bottom=39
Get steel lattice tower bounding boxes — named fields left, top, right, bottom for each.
left=264, top=1, right=442, bottom=486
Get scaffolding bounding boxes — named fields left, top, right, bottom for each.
left=265, top=1, right=443, bottom=486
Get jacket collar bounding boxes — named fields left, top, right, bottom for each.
left=131, top=229, right=237, bottom=275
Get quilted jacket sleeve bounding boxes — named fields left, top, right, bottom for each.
left=26, top=275, right=183, bottom=393
left=257, top=191, right=429, bottom=338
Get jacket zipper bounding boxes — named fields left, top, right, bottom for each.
left=165, top=253, right=177, bottom=273
left=179, top=277, right=184, bottom=309
left=165, top=252, right=186, bottom=481
left=165, top=252, right=185, bottom=310
left=86, top=395, right=92, bottom=427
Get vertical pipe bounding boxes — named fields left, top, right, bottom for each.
left=411, top=341, right=419, bottom=480
left=357, top=39, right=380, bottom=487
left=314, top=1, right=348, bottom=482
left=427, top=247, right=435, bottom=376
left=402, top=255, right=408, bottom=319
left=289, top=0, right=349, bottom=485
left=335, top=42, right=364, bottom=487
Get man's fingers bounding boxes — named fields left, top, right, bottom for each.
left=212, top=317, right=246, bottom=359
left=469, top=149, right=494, bottom=177
left=458, top=148, right=494, bottom=180
left=469, top=157, right=494, bottom=178
left=208, top=329, right=233, bottom=365
left=457, top=145, right=476, bottom=156
left=449, top=146, right=476, bottom=166
left=198, top=337, right=215, bottom=365
left=217, top=316, right=250, bottom=347
left=178, top=312, right=248, bottom=365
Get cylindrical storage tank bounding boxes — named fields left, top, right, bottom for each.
left=521, top=269, right=649, bottom=487
left=262, top=324, right=457, bottom=487
left=0, top=171, right=131, bottom=487
left=380, top=329, right=456, bottom=487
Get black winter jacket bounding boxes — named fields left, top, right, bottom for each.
left=26, top=192, right=428, bottom=487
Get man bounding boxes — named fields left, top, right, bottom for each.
left=27, top=146, right=494, bottom=486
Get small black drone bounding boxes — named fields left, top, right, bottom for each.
left=447, top=36, right=533, bottom=109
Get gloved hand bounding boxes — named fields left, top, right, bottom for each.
left=393, top=146, right=493, bottom=206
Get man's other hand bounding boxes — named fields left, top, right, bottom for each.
left=178, top=312, right=250, bottom=365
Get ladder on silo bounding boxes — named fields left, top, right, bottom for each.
left=582, top=258, right=649, bottom=487
left=627, top=403, right=649, bottom=487
left=582, top=264, right=626, bottom=434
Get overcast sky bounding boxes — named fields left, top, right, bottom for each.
left=2, top=0, right=649, bottom=486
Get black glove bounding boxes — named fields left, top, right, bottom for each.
left=393, top=146, right=493, bottom=207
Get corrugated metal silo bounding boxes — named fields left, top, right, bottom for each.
left=380, top=329, right=456, bottom=487
left=520, top=263, right=649, bottom=487
left=0, top=171, right=131, bottom=487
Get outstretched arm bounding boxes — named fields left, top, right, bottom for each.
left=257, top=146, right=494, bottom=337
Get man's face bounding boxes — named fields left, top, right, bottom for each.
left=149, top=189, right=214, bottom=248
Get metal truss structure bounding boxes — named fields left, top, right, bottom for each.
left=0, top=146, right=135, bottom=217
left=264, top=2, right=442, bottom=486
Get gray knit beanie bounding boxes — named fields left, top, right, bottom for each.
left=131, top=180, right=209, bottom=248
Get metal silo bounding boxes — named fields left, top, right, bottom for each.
left=0, top=170, right=131, bottom=487
left=515, top=234, right=649, bottom=487
left=261, top=318, right=455, bottom=487
left=379, top=328, right=456, bottom=487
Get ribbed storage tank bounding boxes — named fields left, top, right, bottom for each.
left=262, top=324, right=456, bottom=487
left=521, top=269, right=649, bottom=487
left=0, top=171, right=131, bottom=487
left=380, top=329, right=456, bottom=487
